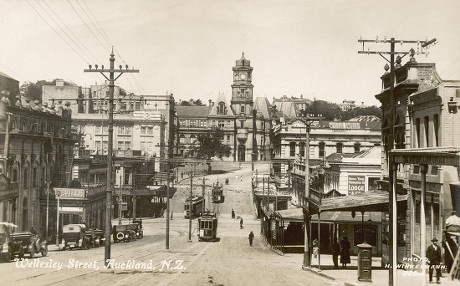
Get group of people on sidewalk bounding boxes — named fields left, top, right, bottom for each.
left=331, top=236, right=351, bottom=269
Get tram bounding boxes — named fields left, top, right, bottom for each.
left=198, top=212, right=218, bottom=241
left=184, top=196, right=205, bottom=218
left=211, top=182, right=225, bottom=203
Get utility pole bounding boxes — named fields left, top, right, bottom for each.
left=166, top=95, right=174, bottom=250
left=84, top=48, right=139, bottom=267
left=358, top=37, right=436, bottom=286
left=303, top=118, right=313, bottom=268
left=118, top=170, right=122, bottom=225
left=188, top=171, right=193, bottom=242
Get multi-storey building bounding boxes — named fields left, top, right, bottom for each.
left=176, top=53, right=272, bottom=162
left=375, top=55, right=460, bottom=262
left=271, top=114, right=381, bottom=193
left=0, top=78, right=75, bottom=236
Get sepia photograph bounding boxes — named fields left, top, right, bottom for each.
left=1, top=0, right=460, bottom=285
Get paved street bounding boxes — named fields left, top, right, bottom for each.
left=0, top=162, right=331, bottom=286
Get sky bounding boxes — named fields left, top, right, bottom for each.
left=1, top=0, right=460, bottom=107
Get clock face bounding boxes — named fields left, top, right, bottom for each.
left=240, top=73, right=247, bottom=80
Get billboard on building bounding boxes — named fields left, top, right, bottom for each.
left=348, top=176, right=365, bottom=195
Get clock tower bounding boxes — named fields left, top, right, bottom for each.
left=231, top=52, right=254, bottom=116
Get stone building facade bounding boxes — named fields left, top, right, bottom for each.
left=0, top=83, right=75, bottom=235
left=176, top=53, right=272, bottom=162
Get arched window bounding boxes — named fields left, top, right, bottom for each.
left=240, top=105, right=245, bottom=114
left=179, top=134, right=185, bottom=144
left=190, top=134, right=197, bottom=143
left=32, top=167, right=38, bottom=187
left=23, top=168, right=28, bottom=188
left=218, top=102, right=226, bottom=115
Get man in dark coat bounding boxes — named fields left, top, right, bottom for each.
left=426, top=238, right=442, bottom=283
left=332, top=240, right=341, bottom=269
left=340, top=236, right=351, bottom=268
left=248, top=231, right=254, bottom=246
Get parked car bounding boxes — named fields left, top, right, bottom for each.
left=0, top=222, right=18, bottom=262
left=112, top=224, right=136, bottom=243
left=132, top=219, right=144, bottom=239
left=60, top=224, right=91, bottom=250
left=8, top=232, right=48, bottom=260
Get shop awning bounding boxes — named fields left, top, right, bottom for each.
left=320, top=191, right=408, bottom=212
left=276, top=208, right=303, bottom=222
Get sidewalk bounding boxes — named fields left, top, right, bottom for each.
left=299, top=253, right=459, bottom=286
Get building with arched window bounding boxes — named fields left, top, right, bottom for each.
left=0, top=79, right=75, bottom=236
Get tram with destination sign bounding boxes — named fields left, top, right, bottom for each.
left=198, top=212, right=218, bottom=241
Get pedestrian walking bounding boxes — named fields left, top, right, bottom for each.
left=332, top=239, right=340, bottom=269
left=340, top=236, right=351, bottom=268
left=427, top=238, right=442, bottom=284
left=313, top=239, right=319, bottom=258
left=232, top=209, right=235, bottom=219
left=240, top=218, right=244, bottom=229
left=248, top=231, right=254, bottom=246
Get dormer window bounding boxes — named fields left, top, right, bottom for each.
left=218, top=102, right=226, bottom=115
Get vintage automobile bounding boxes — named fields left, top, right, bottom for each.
left=0, top=222, right=18, bottom=262
left=112, top=224, right=136, bottom=243
left=60, top=224, right=91, bottom=250
left=7, top=231, right=48, bottom=260
left=132, top=219, right=144, bottom=239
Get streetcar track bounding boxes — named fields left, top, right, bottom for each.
left=10, top=227, right=186, bottom=285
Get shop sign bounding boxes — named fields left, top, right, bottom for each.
left=54, top=188, right=87, bottom=199
left=348, top=176, right=365, bottom=195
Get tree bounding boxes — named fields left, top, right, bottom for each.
left=180, top=98, right=205, bottom=106
left=341, top=106, right=382, bottom=120
left=303, top=100, right=342, bottom=120
left=194, top=128, right=231, bottom=160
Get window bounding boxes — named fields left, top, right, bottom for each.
left=103, top=126, right=108, bottom=134
left=289, top=142, right=296, bottom=157
left=240, top=120, right=244, bottom=128
left=336, top=142, right=343, bottom=154
left=319, top=142, right=325, bottom=157
left=23, top=168, right=28, bottom=188
left=11, top=168, right=18, bottom=183
left=433, top=114, right=439, bottom=147
left=354, top=143, right=361, bottom=153
left=218, top=120, right=225, bottom=128
left=241, top=105, right=245, bottom=114
left=124, top=172, right=130, bottom=185
left=179, top=135, right=185, bottom=144
left=424, top=116, right=429, bottom=147
left=125, top=126, right=131, bottom=135
left=227, top=135, right=231, bottom=143
left=135, top=102, right=141, bottom=110
left=95, top=141, right=102, bottom=150
left=147, top=127, right=153, bottom=134
left=118, top=126, right=124, bottom=135
left=416, top=118, right=421, bottom=148
left=118, top=141, right=124, bottom=150
left=140, top=141, right=146, bottom=150
left=190, top=135, right=197, bottom=143
left=141, top=126, right=146, bottom=134
left=125, top=141, right=131, bottom=150
left=103, top=141, right=108, bottom=151
left=190, top=120, right=197, bottom=127
left=218, top=102, right=226, bottom=115
left=299, top=142, right=305, bottom=157
left=32, top=167, right=37, bottom=187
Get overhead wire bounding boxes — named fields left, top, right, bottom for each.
left=67, top=0, right=138, bottom=94
left=34, top=0, right=97, bottom=64
left=78, top=0, right=146, bottom=95
left=41, top=0, right=101, bottom=64
left=26, top=0, right=90, bottom=64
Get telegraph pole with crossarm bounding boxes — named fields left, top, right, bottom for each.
left=84, top=48, right=139, bottom=267
left=358, top=37, right=436, bottom=286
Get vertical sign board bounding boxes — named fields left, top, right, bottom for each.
left=348, top=176, right=365, bottom=195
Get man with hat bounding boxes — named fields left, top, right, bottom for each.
left=426, top=237, right=442, bottom=283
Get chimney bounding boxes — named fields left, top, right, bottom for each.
left=208, top=99, right=212, bottom=106
left=56, top=79, right=64, bottom=87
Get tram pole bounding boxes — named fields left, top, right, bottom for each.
left=188, top=171, right=193, bottom=242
